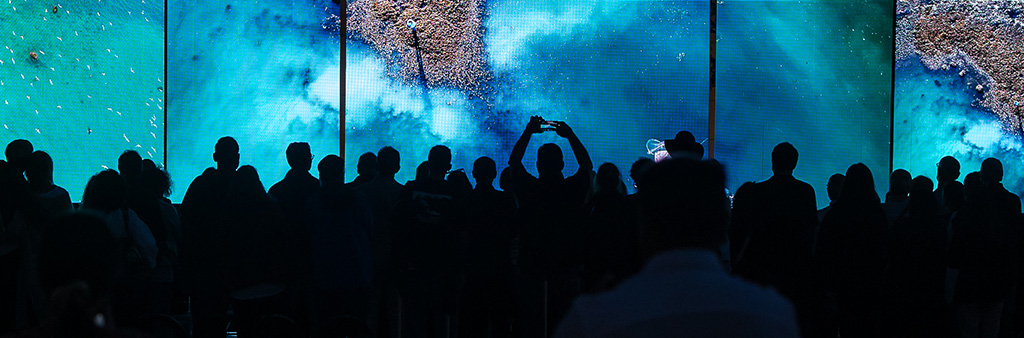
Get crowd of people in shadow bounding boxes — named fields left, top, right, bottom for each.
left=1, top=116, right=1023, bottom=338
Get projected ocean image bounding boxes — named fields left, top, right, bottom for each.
left=167, top=0, right=341, bottom=201
left=894, top=0, right=1024, bottom=201
left=716, top=0, right=893, bottom=208
left=346, top=0, right=709, bottom=188
left=0, top=0, right=164, bottom=200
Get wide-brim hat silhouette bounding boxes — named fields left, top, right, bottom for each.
left=665, top=131, right=703, bottom=160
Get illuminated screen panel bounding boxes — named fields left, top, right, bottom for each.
left=894, top=1, right=1024, bottom=196
left=167, top=0, right=341, bottom=201
left=0, top=0, right=165, bottom=200
left=716, top=0, right=893, bottom=208
left=345, top=0, right=709, bottom=188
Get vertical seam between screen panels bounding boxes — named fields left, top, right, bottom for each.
left=708, top=0, right=717, bottom=159
left=163, top=0, right=168, bottom=170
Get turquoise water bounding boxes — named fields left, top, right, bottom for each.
left=345, top=0, right=710, bottom=189
left=894, top=56, right=1024, bottom=201
left=716, top=0, right=893, bottom=208
left=0, top=0, right=164, bottom=200
left=166, top=0, right=340, bottom=201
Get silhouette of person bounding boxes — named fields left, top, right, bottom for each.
left=663, top=131, right=704, bottom=160
left=554, top=159, right=800, bottom=338
left=267, top=142, right=320, bottom=308
left=949, top=159, right=1020, bottom=338
left=392, top=145, right=460, bottom=338
left=882, top=169, right=912, bottom=226
left=24, top=151, right=72, bottom=217
left=355, top=146, right=404, bottom=338
left=628, top=158, right=655, bottom=193
left=304, top=155, right=374, bottom=336
left=4, top=139, right=33, bottom=177
left=80, top=169, right=158, bottom=328
left=268, top=142, right=320, bottom=227
left=446, top=169, right=472, bottom=197
left=507, top=116, right=593, bottom=337
left=117, top=150, right=173, bottom=317
left=348, top=152, right=377, bottom=188
left=140, top=159, right=173, bottom=202
left=414, top=161, right=429, bottom=182
left=731, top=142, right=820, bottom=337
left=454, top=156, right=518, bottom=338
left=885, top=175, right=945, bottom=337
left=816, top=163, right=888, bottom=338
left=817, top=173, right=844, bottom=224
left=935, top=156, right=961, bottom=214
left=582, top=163, right=640, bottom=293
left=0, top=150, right=47, bottom=332
left=178, top=136, right=240, bottom=338
left=138, top=158, right=181, bottom=315
left=221, top=165, right=293, bottom=337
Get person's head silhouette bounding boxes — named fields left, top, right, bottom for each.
left=639, top=159, right=728, bottom=255
left=416, top=161, right=429, bottom=181
left=232, top=165, right=266, bottom=198
left=937, top=156, right=960, bottom=183
left=630, top=158, right=655, bottom=192
left=771, top=142, right=798, bottom=175
left=887, top=169, right=912, bottom=201
left=665, top=131, right=704, bottom=160
left=910, top=176, right=934, bottom=200
left=318, top=155, right=344, bottom=186
left=214, top=136, right=240, bottom=172
left=141, top=159, right=172, bottom=198
left=357, top=152, right=377, bottom=177
left=826, top=173, right=845, bottom=204
left=840, top=163, right=879, bottom=205
left=536, top=143, right=564, bottom=178
left=448, top=170, right=472, bottom=193
left=286, top=142, right=313, bottom=172
left=81, top=170, right=127, bottom=213
left=963, top=172, right=982, bottom=200
left=25, top=151, right=55, bottom=190
left=427, top=145, right=452, bottom=180
left=980, top=157, right=1003, bottom=185
left=473, top=156, right=497, bottom=189
left=118, top=150, right=143, bottom=184
left=376, top=146, right=401, bottom=178
left=5, top=139, right=33, bottom=173
left=596, top=162, right=623, bottom=194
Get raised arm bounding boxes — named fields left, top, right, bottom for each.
left=508, top=115, right=544, bottom=169
left=554, top=121, right=592, bottom=174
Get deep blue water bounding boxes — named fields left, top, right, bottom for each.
left=716, top=1, right=894, bottom=208
left=345, top=0, right=710, bottom=189
left=894, top=55, right=1024, bottom=200
left=1, top=0, right=164, bottom=200
left=167, top=0, right=340, bottom=201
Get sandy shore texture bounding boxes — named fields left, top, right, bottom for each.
left=347, top=0, right=491, bottom=93
left=897, top=0, right=1024, bottom=133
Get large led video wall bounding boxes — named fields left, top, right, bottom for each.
left=1, top=0, right=165, bottom=200
left=345, top=0, right=710, bottom=187
left=894, top=0, right=1024, bottom=197
left=166, top=0, right=341, bottom=200
left=716, top=0, right=894, bottom=208
left=3, top=0, right=908, bottom=203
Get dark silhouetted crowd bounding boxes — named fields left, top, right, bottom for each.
left=1, top=117, right=1023, bottom=338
